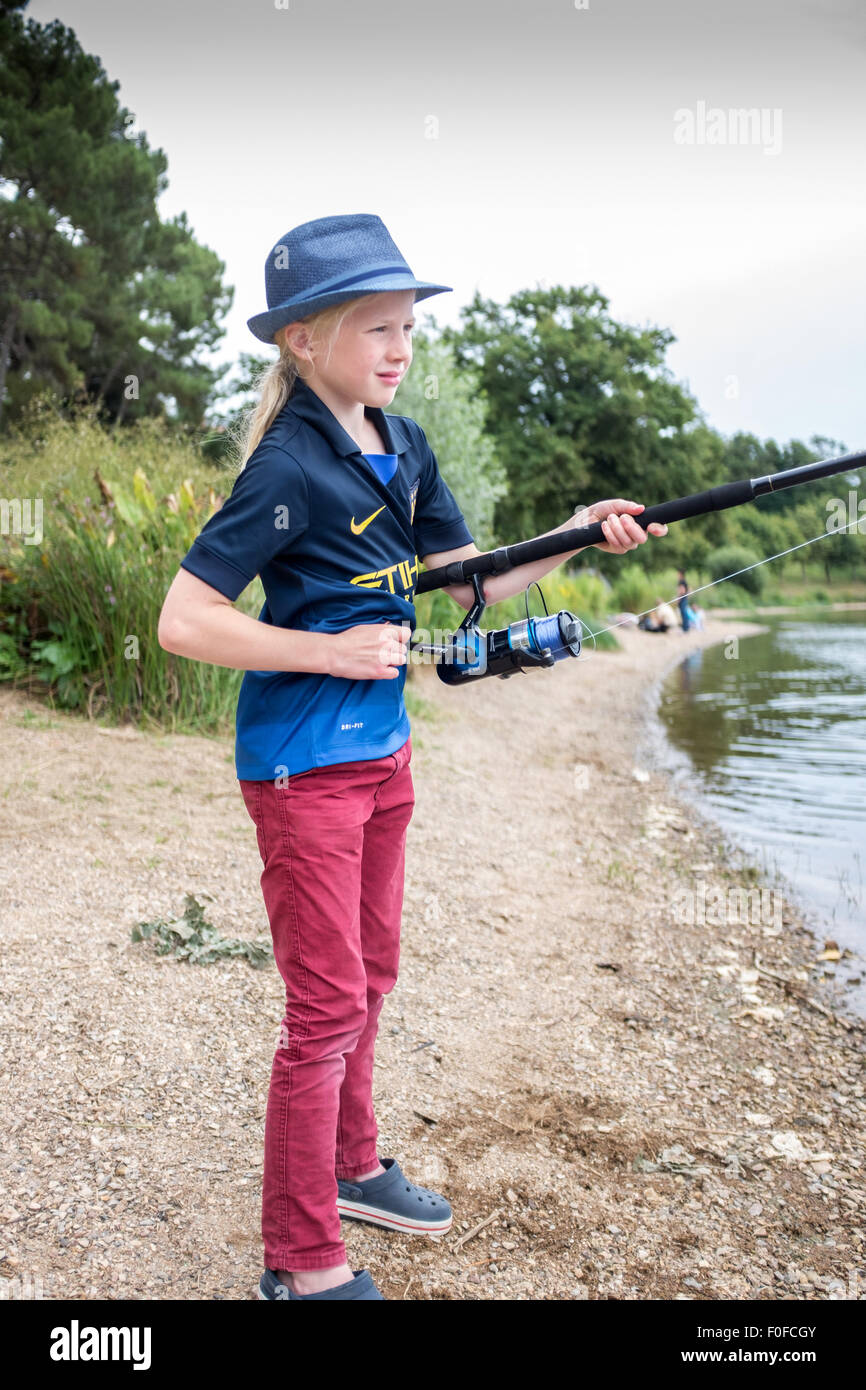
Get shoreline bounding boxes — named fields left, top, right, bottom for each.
left=635, top=614, right=866, bottom=1022
left=1, top=625, right=864, bottom=1301
left=710, top=600, right=866, bottom=617
left=401, top=618, right=866, bottom=1298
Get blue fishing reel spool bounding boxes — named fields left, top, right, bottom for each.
left=415, top=574, right=583, bottom=685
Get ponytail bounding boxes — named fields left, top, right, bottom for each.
left=234, top=340, right=299, bottom=468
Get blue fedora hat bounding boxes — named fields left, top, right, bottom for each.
left=247, top=213, right=452, bottom=343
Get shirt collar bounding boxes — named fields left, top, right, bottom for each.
left=284, top=376, right=408, bottom=458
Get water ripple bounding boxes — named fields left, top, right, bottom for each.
left=656, top=610, right=866, bottom=1013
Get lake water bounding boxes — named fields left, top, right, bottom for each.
left=651, top=609, right=866, bottom=1018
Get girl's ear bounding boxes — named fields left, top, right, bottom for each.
left=282, top=321, right=311, bottom=363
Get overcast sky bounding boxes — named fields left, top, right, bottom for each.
left=29, top=0, right=866, bottom=452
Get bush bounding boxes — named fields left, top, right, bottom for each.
left=705, top=544, right=765, bottom=596
left=610, top=562, right=685, bottom=617
left=609, top=562, right=656, bottom=616
left=703, top=582, right=757, bottom=610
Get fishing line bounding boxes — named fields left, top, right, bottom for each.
left=583, top=515, right=864, bottom=644
left=408, top=505, right=861, bottom=689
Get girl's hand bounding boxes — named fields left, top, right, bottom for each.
left=576, top=499, right=668, bottom=554
left=327, top=621, right=410, bottom=680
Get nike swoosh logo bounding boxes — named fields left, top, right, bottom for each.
left=350, top=505, right=387, bottom=534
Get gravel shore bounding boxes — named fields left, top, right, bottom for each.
left=1, top=617, right=863, bottom=1301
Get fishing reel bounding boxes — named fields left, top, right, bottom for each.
left=409, top=573, right=584, bottom=686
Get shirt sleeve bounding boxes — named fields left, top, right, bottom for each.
left=410, top=422, right=474, bottom=556
left=179, top=445, right=311, bottom=601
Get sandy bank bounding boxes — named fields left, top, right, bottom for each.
left=0, top=616, right=863, bottom=1300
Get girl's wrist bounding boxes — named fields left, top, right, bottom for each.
left=313, top=630, right=338, bottom=677
left=318, top=630, right=338, bottom=678
left=282, top=626, right=336, bottom=676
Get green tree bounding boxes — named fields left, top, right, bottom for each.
left=717, top=432, right=859, bottom=584
left=0, top=2, right=232, bottom=428
left=440, top=285, right=716, bottom=565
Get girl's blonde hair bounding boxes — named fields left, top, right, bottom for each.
left=232, top=292, right=386, bottom=468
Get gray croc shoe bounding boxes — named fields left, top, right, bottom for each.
left=336, top=1156, right=453, bottom=1234
left=258, top=1267, right=384, bottom=1300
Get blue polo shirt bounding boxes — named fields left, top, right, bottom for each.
left=179, top=377, right=474, bottom=780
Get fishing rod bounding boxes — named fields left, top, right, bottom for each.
left=409, top=445, right=866, bottom=686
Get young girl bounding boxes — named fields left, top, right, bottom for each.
left=158, top=213, right=667, bottom=1302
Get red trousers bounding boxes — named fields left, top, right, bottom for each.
left=239, top=734, right=414, bottom=1270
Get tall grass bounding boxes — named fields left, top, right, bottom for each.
left=0, top=395, right=226, bottom=504
left=0, top=404, right=622, bottom=729
left=0, top=403, right=254, bottom=729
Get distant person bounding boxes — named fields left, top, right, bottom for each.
left=677, top=579, right=693, bottom=632
left=680, top=598, right=698, bottom=630
left=640, top=599, right=676, bottom=632
left=655, top=599, right=677, bottom=630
